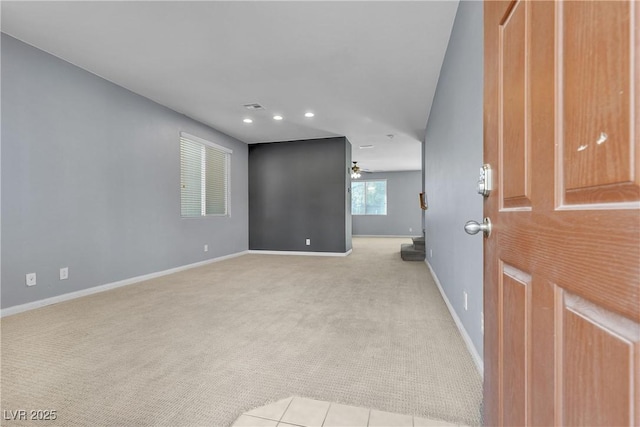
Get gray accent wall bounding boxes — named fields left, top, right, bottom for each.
left=1, top=35, right=249, bottom=309
left=423, top=1, right=484, bottom=359
left=345, top=141, right=353, bottom=251
left=352, top=171, right=422, bottom=236
left=249, top=137, right=351, bottom=253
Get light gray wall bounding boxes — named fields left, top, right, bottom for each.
left=248, top=137, right=351, bottom=253
left=352, top=171, right=422, bottom=236
left=423, top=1, right=484, bottom=359
left=1, top=35, right=249, bottom=309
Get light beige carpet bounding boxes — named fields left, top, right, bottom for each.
left=1, top=238, right=482, bottom=426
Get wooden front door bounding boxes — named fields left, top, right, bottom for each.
left=484, top=1, right=639, bottom=425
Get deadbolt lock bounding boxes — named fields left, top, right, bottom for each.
left=477, top=164, right=493, bottom=197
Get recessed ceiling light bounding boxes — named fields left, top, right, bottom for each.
left=304, top=112, right=315, bottom=118
left=243, top=118, right=253, bottom=124
left=273, top=115, right=283, bottom=121
left=359, top=144, right=374, bottom=149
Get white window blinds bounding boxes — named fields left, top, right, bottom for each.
left=351, top=180, right=387, bottom=215
left=180, top=132, right=231, bottom=217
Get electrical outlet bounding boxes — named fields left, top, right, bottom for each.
left=204, top=244, right=208, bottom=252
left=26, top=273, right=37, bottom=287
left=409, top=227, right=413, bottom=232
left=429, top=249, right=433, bottom=258
left=464, top=291, right=468, bottom=311
left=305, top=238, right=311, bottom=246
left=60, top=267, right=69, bottom=280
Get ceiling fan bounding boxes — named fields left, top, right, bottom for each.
left=351, top=161, right=371, bottom=179
left=351, top=161, right=361, bottom=179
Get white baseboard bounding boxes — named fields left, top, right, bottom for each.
left=248, top=249, right=352, bottom=257
left=425, top=260, right=484, bottom=377
left=352, top=235, right=417, bottom=238
left=1, top=250, right=249, bottom=318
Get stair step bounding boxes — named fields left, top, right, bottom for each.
left=401, top=243, right=425, bottom=261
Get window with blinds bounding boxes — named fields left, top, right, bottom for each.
left=180, top=132, right=231, bottom=217
left=351, top=180, right=387, bottom=215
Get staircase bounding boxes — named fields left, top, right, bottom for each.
left=400, top=236, right=426, bottom=261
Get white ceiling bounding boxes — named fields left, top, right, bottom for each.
left=1, top=1, right=459, bottom=172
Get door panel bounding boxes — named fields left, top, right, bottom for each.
left=484, top=1, right=639, bottom=425
left=561, top=0, right=637, bottom=204
left=500, top=1, right=531, bottom=209
left=501, top=265, right=530, bottom=426
left=561, top=293, right=639, bottom=426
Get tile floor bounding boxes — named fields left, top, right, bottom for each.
left=232, top=396, right=469, bottom=427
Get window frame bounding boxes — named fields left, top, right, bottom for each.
left=180, top=132, right=232, bottom=218
left=351, top=179, right=388, bottom=216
